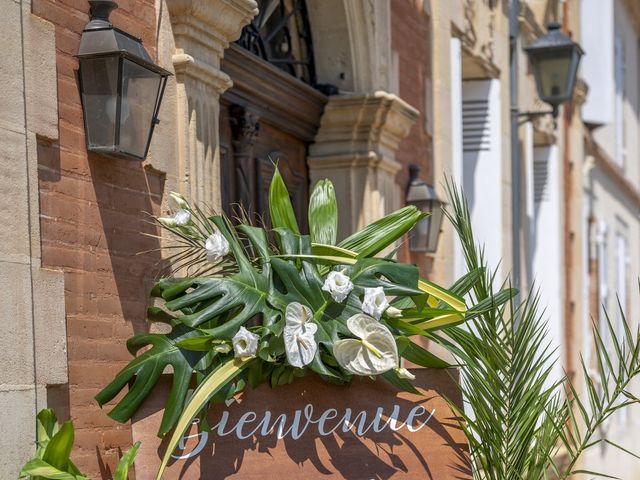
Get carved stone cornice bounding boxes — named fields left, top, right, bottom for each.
left=230, top=105, right=260, bottom=155
left=167, top=0, right=258, bottom=64
left=309, top=91, right=419, bottom=171
left=518, top=2, right=545, bottom=44
left=172, top=53, right=233, bottom=94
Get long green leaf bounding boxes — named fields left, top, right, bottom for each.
left=269, top=167, right=300, bottom=234
left=19, top=458, right=85, bottom=480
left=114, top=441, right=141, bottom=480
left=338, top=206, right=426, bottom=258
left=42, top=421, right=75, bottom=472
left=156, top=358, right=252, bottom=480
left=308, top=179, right=338, bottom=245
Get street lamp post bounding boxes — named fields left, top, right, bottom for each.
left=509, top=3, right=583, bottom=292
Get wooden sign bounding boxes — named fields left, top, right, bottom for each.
left=132, top=369, right=470, bottom=479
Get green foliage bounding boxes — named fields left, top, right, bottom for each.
left=20, top=409, right=139, bottom=480
left=308, top=179, right=338, bottom=245
left=97, top=168, right=515, bottom=479
left=436, top=180, right=640, bottom=480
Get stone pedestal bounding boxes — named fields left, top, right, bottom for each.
left=308, top=91, right=419, bottom=239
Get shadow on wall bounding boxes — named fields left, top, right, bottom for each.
left=37, top=131, right=166, bottom=475
left=86, top=152, right=165, bottom=328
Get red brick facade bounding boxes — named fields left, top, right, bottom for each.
left=391, top=0, right=433, bottom=273
left=32, top=1, right=163, bottom=477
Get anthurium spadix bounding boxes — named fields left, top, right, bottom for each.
left=284, top=302, right=318, bottom=368
left=333, top=314, right=399, bottom=375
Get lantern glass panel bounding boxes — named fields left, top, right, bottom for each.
left=532, top=51, right=573, bottom=103
left=119, top=58, right=163, bottom=158
left=426, top=203, right=445, bottom=253
left=410, top=217, right=431, bottom=252
left=80, top=56, right=120, bottom=150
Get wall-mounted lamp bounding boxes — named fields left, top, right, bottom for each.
left=522, top=22, right=584, bottom=119
left=77, top=0, right=171, bottom=160
left=405, top=165, right=445, bottom=253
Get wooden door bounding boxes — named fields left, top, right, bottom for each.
left=219, top=42, right=326, bottom=231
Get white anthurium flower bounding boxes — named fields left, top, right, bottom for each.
left=333, top=313, right=399, bottom=376
left=157, top=216, right=177, bottom=228
left=361, top=286, right=390, bottom=320
left=173, top=209, right=191, bottom=227
left=169, top=191, right=189, bottom=209
left=232, top=326, right=259, bottom=359
left=322, top=270, right=354, bottom=303
left=284, top=302, right=318, bottom=368
left=205, top=229, right=230, bottom=263
left=396, top=367, right=415, bottom=380
left=385, top=306, right=403, bottom=318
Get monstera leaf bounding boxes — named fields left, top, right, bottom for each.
left=95, top=324, right=211, bottom=437
left=154, top=219, right=272, bottom=338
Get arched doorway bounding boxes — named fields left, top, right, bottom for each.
left=219, top=0, right=327, bottom=229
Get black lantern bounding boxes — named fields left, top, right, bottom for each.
left=405, top=165, right=445, bottom=253
left=77, top=1, right=171, bottom=160
left=524, top=22, right=584, bottom=117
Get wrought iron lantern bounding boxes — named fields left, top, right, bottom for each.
left=405, top=165, right=445, bottom=253
left=524, top=22, right=584, bottom=117
left=77, top=0, right=171, bottom=160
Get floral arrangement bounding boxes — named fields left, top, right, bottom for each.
left=95, top=169, right=509, bottom=479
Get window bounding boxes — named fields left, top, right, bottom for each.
left=235, top=0, right=316, bottom=85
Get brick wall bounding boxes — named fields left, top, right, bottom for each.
left=32, top=1, right=164, bottom=477
left=391, top=0, right=433, bottom=274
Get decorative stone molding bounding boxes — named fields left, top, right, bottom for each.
left=166, top=0, right=257, bottom=209
left=308, top=91, right=419, bottom=238
left=167, top=0, right=258, bottom=62
left=460, top=0, right=498, bottom=77
left=229, top=105, right=260, bottom=216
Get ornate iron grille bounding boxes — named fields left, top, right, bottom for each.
left=236, top=0, right=317, bottom=85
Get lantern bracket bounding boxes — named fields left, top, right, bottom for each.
left=517, top=106, right=559, bottom=126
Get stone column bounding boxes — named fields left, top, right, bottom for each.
left=166, top=0, right=258, bottom=210
left=308, top=91, right=419, bottom=239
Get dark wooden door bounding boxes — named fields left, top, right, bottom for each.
left=219, top=45, right=326, bottom=231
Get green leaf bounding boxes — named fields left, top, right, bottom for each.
left=397, top=337, right=450, bottom=368
left=95, top=324, right=210, bottom=437
left=19, top=458, right=85, bottom=480
left=36, top=408, right=59, bottom=453
left=308, top=179, right=338, bottom=245
left=159, top=219, right=271, bottom=336
left=345, top=258, right=423, bottom=297
left=156, top=358, right=252, bottom=480
left=338, top=206, right=426, bottom=258
left=269, top=167, right=300, bottom=234
left=42, top=421, right=74, bottom=472
left=114, top=441, right=141, bottom=480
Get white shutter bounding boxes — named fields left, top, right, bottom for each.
left=532, top=145, right=563, bottom=380
left=461, top=79, right=502, bottom=272
left=450, top=38, right=464, bottom=279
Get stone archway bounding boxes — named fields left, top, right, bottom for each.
left=305, top=0, right=419, bottom=238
